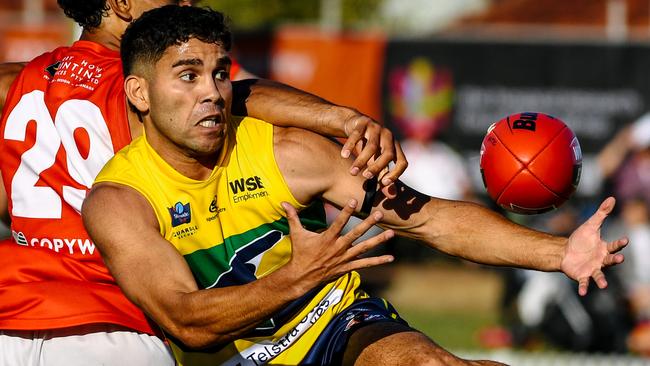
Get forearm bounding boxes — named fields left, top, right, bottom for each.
left=0, top=62, right=24, bottom=112
left=153, top=265, right=308, bottom=349
left=232, top=78, right=355, bottom=137
left=405, top=199, right=566, bottom=271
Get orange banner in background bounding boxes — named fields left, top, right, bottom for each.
left=271, top=27, right=386, bottom=122
left=0, top=24, right=71, bottom=62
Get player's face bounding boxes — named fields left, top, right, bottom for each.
left=145, top=38, right=232, bottom=160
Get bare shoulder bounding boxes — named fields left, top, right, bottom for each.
left=86, top=182, right=138, bottom=203
left=274, top=126, right=341, bottom=159
left=273, top=126, right=346, bottom=204
left=0, top=62, right=25, bottom=110
left=83, top=182, right=158, bottom=233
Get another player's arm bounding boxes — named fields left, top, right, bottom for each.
left=0, top=62, right=24, bottom=114
left=232, top=78, right=407, bottom=185
left=0, top=62, right=24, bottom=226
left=276, top=127, right=628, bottom=295
left=82, top=182, right=393, bottom=349
left=232, top=67, right=257, bottom=80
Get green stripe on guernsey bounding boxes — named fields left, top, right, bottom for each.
left=185, top=204, right=326, bottom=289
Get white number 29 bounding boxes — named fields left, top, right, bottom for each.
left=4, top=90, right=115, bottom=218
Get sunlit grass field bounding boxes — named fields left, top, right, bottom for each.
left=370, top=261, right=503, bottom=350
left=367, top=261, right=650, bottom=365
left=399, top=309, right=498, bottom=350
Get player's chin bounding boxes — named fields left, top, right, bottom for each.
left=190, top=134, right=227, bottom=155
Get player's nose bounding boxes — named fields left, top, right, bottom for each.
left=199, top=77, right=223, bottom=105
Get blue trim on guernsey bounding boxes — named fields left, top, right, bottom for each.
left=301, top=297, right=408, bottom=365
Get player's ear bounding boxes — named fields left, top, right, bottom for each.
left=124, top=75, right=150, bottom=113
left=107, top=0, right=134, bottom=22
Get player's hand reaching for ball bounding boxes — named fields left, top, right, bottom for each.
left=281, top=200, right=394, bottom=295
left=560, top=197, right=628, bottom=296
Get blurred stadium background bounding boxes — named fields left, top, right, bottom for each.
left=4, top=0, right=650, bottom=364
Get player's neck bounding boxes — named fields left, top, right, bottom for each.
left=164, top=151, right=220, bottom=181
left=146, top=134, right=221, bottom=181
left=78, top=28, right=121, bottom=51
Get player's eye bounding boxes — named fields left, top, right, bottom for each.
left=215, top=70, right=229, bottom=81
left=180, top=72, right=197, bottom=82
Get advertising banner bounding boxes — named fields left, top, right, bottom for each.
left=271, top=26, right=386, bottom=121
left=383, top=39, right=650, bottom=197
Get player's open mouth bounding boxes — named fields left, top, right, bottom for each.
left=198, top=118, right=220, bottom=128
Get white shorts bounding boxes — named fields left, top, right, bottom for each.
left=0, top=324, right=175, bottom=366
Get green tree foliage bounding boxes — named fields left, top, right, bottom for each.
left=197, top=0, right=383, bottom=30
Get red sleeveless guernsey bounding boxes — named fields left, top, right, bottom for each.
left=0, top=41, right=157, bottom=334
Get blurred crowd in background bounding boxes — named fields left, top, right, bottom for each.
left=4, top=0, right=650, bottom=359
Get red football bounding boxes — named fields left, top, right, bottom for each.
left=479, top=112, right=582, bottom=214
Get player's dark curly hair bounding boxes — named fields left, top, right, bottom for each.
left=57, top=0, right=109, bottom=30
left=121, top=5, right=232, bottom=77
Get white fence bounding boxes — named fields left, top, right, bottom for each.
left=461, top=350, right=650, bottom=366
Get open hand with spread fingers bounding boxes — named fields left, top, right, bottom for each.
left=282, top=199, right=394, bottom=294
left=560, top=197, right=629, bottom=296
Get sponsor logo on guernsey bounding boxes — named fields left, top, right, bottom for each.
left=45, top=61, right=61, bottom=78
left=171, top=225, right=198, bottom=239
left=169, top=201, right=192, bottom=227
left=223, top=288, right=344, bottom=366
left=11, top=230, right=96, bottom=255
left=50, top=56, right=105, bottom=91
left=207, top=196, right=225, bottom=222
left=229, top=176, right=269, bottom=204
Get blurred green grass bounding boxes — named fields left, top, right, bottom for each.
left=363, top=261, right=504, bottom=350
left=398, top=308, right=499, bottom=350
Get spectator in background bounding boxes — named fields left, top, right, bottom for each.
left=598, top=112, right=650, bottom=205
left=598, top=112, right=650, bottom=356
left=389, top=58, right=476, bottom=201
left=619, top=198, right=650, bottom=329
left=593, top=113, right=650, bottom=355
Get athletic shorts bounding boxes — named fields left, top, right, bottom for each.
left=301, top=297, right=408, bottom=365
left=0, top=324, right=175, bottom=366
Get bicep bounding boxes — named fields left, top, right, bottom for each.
left=275, top=127, right=362, bottom=206
left=82, top=184, right=198, bottom=321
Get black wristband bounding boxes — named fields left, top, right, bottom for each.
left=360, top=176, right=378, bottom=216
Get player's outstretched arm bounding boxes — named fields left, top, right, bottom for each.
left=232, top=78, right=407, bottom=186
left=81, top=182, right=393, bottom=349
left=275, top=127, right=628, bottom=296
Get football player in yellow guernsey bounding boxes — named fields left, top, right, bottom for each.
left=83, top=5, right=630, bottom=366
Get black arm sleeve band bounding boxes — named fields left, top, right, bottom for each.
left=360, top=177, right=378, bottom=216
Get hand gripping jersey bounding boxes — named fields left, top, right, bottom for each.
left=95, top=117, right=368, bottom=365
left=0, top=41, right=157, bottom=334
